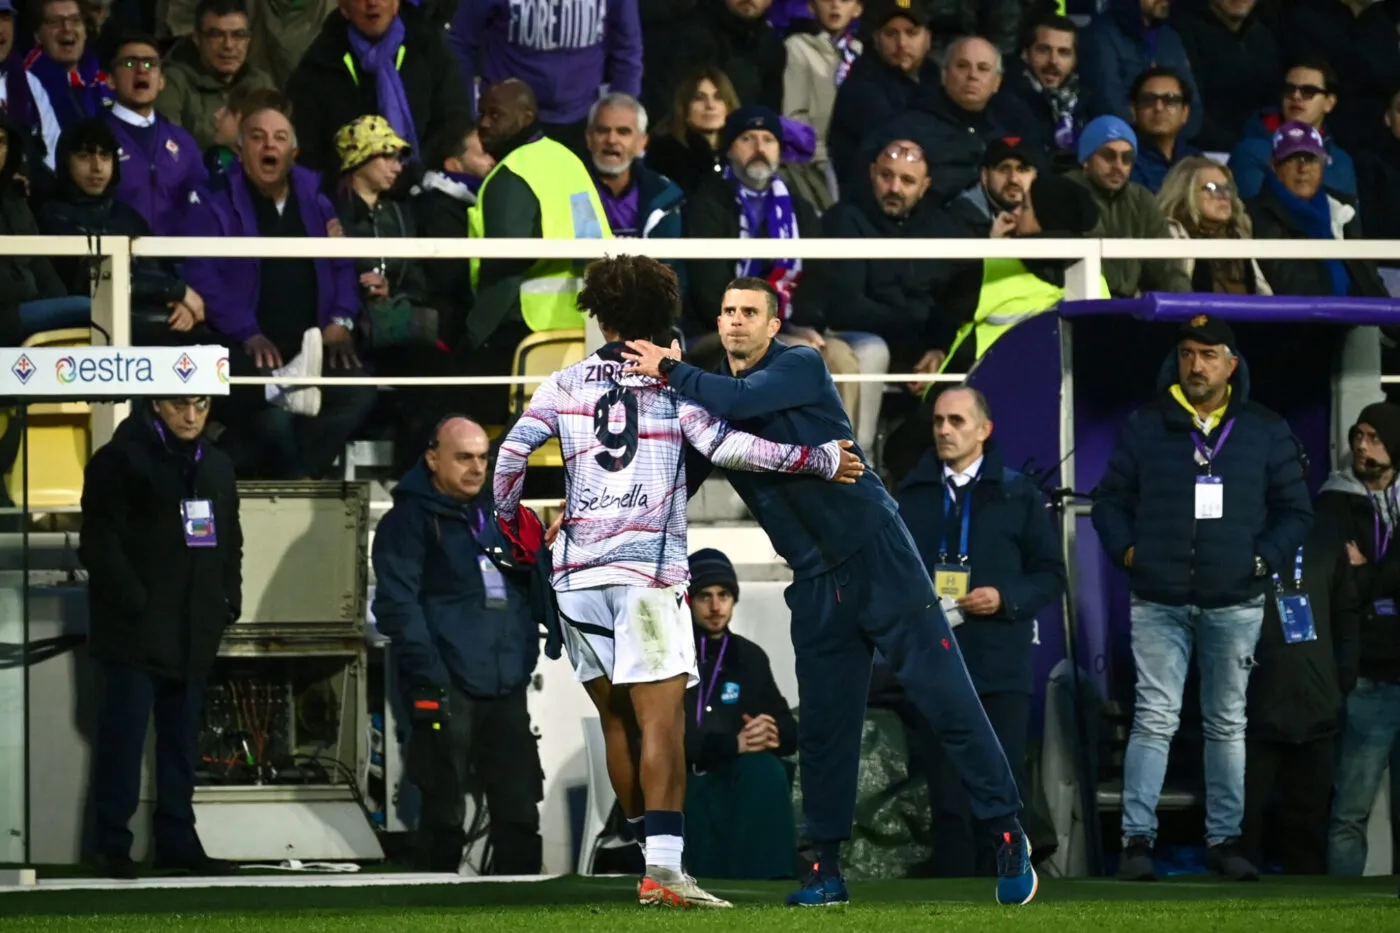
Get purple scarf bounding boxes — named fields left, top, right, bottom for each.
left=25, top=49, right=112, bottom=129
left=346, top=17, right=419, bottom=157
left=832, top=28, right=858, bottom=88
left=729, top=167, right=801, bottom=319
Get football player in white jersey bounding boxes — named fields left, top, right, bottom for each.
left=494, top=256, right=863, bottom=907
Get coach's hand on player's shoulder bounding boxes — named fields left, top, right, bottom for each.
left=830, top=440, right=865, bottom=484
left=623, top=338, right=681, bottom=379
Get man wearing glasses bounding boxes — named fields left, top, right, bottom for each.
left=22, top=0, right=113, bottom=166
left=80, top=395, right=243, bottom=879
left=157, top=0, right=273, bottom=151
left=1229, top=56, right=1356, bottom=200
left=1068, top=113, right=1190, bottom=297
left=105, top=33, right=208, bottom=235
left=1128, top=66, right=1201, bottom=194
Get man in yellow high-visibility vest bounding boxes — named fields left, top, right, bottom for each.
left=463, top=78, right=611, bottom=421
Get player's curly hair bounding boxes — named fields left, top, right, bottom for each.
left=577, top=255, right=681, bottom=342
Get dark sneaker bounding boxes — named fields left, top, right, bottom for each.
left=95, top=852, right=138, bottom=880
left=153, top=855, right=239, bottom=877
left=1208, top=840, right=1259, bottom=881
left=1117, top=836, right=1157, bottom=881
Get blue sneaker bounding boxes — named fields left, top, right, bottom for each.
left=785, top=868, right=849, bottom=907
left=995, top=831, right=1038, bottom=905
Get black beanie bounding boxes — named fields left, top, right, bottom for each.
left=1353, top=402, right=1400, bottom=467
left=688, top=548, right=739, bottom=600
left=1028, top=173, right=1099, bottom=236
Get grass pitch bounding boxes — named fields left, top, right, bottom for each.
left=0, top=874, right=1395, bottom=932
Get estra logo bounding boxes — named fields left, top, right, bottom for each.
left=216, top=357, right=230, bottom=383
left=55, top=353, right=155, bottom=384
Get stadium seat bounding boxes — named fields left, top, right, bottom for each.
left=576, top=716, right=631, bottom=876
left=510, top=329, right=585, bottom=469
left=4, top=329, right=93, bottom=511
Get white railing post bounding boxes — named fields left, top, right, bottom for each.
left=89, top=238, right=132, bottom=449
left=1062, top=239, right=1102, bottom=303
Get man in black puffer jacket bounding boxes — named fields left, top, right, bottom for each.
left=80, top=397, right=242, bottom=879
left=1092, top=315, right=1312, bottom=883
left=1241, top=521, right=1359, bottom=875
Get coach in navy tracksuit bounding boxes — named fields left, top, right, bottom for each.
left=628, top=276, right=1036, bottom=907
left=895, top=389, right=1065, bottom=876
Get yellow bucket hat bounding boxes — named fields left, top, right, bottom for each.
left=335, top=115, right=410, bottom=174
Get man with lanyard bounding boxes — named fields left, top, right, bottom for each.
left=893, top=385, right=1066, bottom=877
left=1092, top=315, right=1312, bottom=883
left=1316, top=402, right=1400, bottom=875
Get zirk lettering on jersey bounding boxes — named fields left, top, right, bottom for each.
left=55, top=353, right=154, bottom=384
left=576, top=484, right=650, bottom=512
left=583, top=361, right=623, bottom=382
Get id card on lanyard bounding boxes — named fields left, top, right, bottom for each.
left=468, top=507, right=510, bottom=609
left=1369, top=487, right=1398, bottom=617
left=1193, top=419, right=1234, bottom=521
left=1273, top=546, right=1316, bottom=644
left=934, top=483, right=972, bottom=600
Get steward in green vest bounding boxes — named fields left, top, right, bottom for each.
left=469, top=80, right=612, bottom=348
left=934, top=172, right=1106, bottom=380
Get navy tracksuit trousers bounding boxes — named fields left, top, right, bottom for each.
left=785, top=517, right=1023, bottom=844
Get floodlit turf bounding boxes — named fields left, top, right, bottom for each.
left=0, top=876, right=1395, bottom=932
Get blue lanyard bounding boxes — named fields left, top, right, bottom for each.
left=939, top=482, right=972, bottom=564
left=1271, top=546, right=1304, bottom=591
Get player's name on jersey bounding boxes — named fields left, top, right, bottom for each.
left=576, top=484, right=650, bottom=512
left=583, top=361, right=625, bottom=382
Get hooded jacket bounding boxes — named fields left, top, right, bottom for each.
left=684, top=626, right=797, bottom=771
left=370, top=460, right=559, bottom=697
left=1246, top=521, right=1360, bottom=744
left=78, top=406, right=242, bottom=682
left=105, top=106, right=208, bottom=236
left=811, top=181, right=965, bottom=366
left=895, top=440, right=1066, bottom=695
left=1172, top=2, right=1282, bottom=153
left=448, top=0, right=642, bottom=125
left=1091, top=351, right=1313, bottom=608
left=1315, top=468, right=1400, bottom=684
left=1066, top=168, right=1191, bottom=296
left=154, top=36, right=276, bottom=151
left=37, top=127, right=188, bottom=319
left=181, top=163, right=358, bottom=343
left=827, top=51, right=939, bottom=191
left=284, top=7, right=472, bottom=179
left=1079, top=0, right=1202, bottom=141
left=1227, top=109, right=1356, bottom=201
left=0, top=115, right=66, bottom=318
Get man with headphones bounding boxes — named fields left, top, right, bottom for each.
left=371, top=414, right=557, bottom=874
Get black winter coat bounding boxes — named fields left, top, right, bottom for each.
left=1246, top=526, right=1361, bottom=744
left=1091, top=353, right=1313, bottom=608
left=285, top=8, right=472, bottom=181
left=826, top=52, right=939, bottom=192
left=0, top=114, right=65, bottom=332
left=896, top=441, right=1066, bottom=695
left=1172, top=5, right=1282, bottom=153
left=809, top=189, right=965, bottom=366
left=644, top=132, right=723, bottom=198
left=684, top=627, right=797, bottom=771
left=1313, top=472, right=1400, bottom=685
left=681, top=173, right=822, bottom=331
left=1245, top=185, right=1388, bottom=300
left=1355, top=134, right=1400, bottom=246
left=79, top=409, right=242, bottom=681
left=642, top=0, right=785, bottom=119
left=410, top=171, right=476, bottom=344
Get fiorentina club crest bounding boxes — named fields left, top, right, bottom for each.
left=11, top=354, right=35, bottom=385
left=173, top=353, right=197, bottom=383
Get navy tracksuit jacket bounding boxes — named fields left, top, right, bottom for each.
left=669, top=340, right=1022, bottom=843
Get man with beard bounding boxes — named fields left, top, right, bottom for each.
left=465, top=77, right=610, bottom=422
left=584, top=92, right=683, bottom=242
left=1316, top=403, right=1400, bottom=875
left=1068, top=114, right=1189, bottom=297
left=947, top=135, right=1037, bottom=238
left=1000, top=14, right=1084, bottom=166
left=1092, top=315, right=1312, bottom=882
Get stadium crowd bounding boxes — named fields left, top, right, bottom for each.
left=3, top=0, right=1400, bottom=887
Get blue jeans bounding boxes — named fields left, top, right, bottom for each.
left=1121, top=596, right=1263, bottom=847
left=17, top=296, right=91, bottom=339
left=1327, top=677, right=1400, bottom=875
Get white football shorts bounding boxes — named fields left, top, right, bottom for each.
left=555, top=583, right=699, bottom=688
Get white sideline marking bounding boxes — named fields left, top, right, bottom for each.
left=0, top=872, right=563, bottom=894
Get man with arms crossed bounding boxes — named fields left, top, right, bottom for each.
left=493, top=256, right=862, bottom=907
left=625, top=278, right=1038, bottom=907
